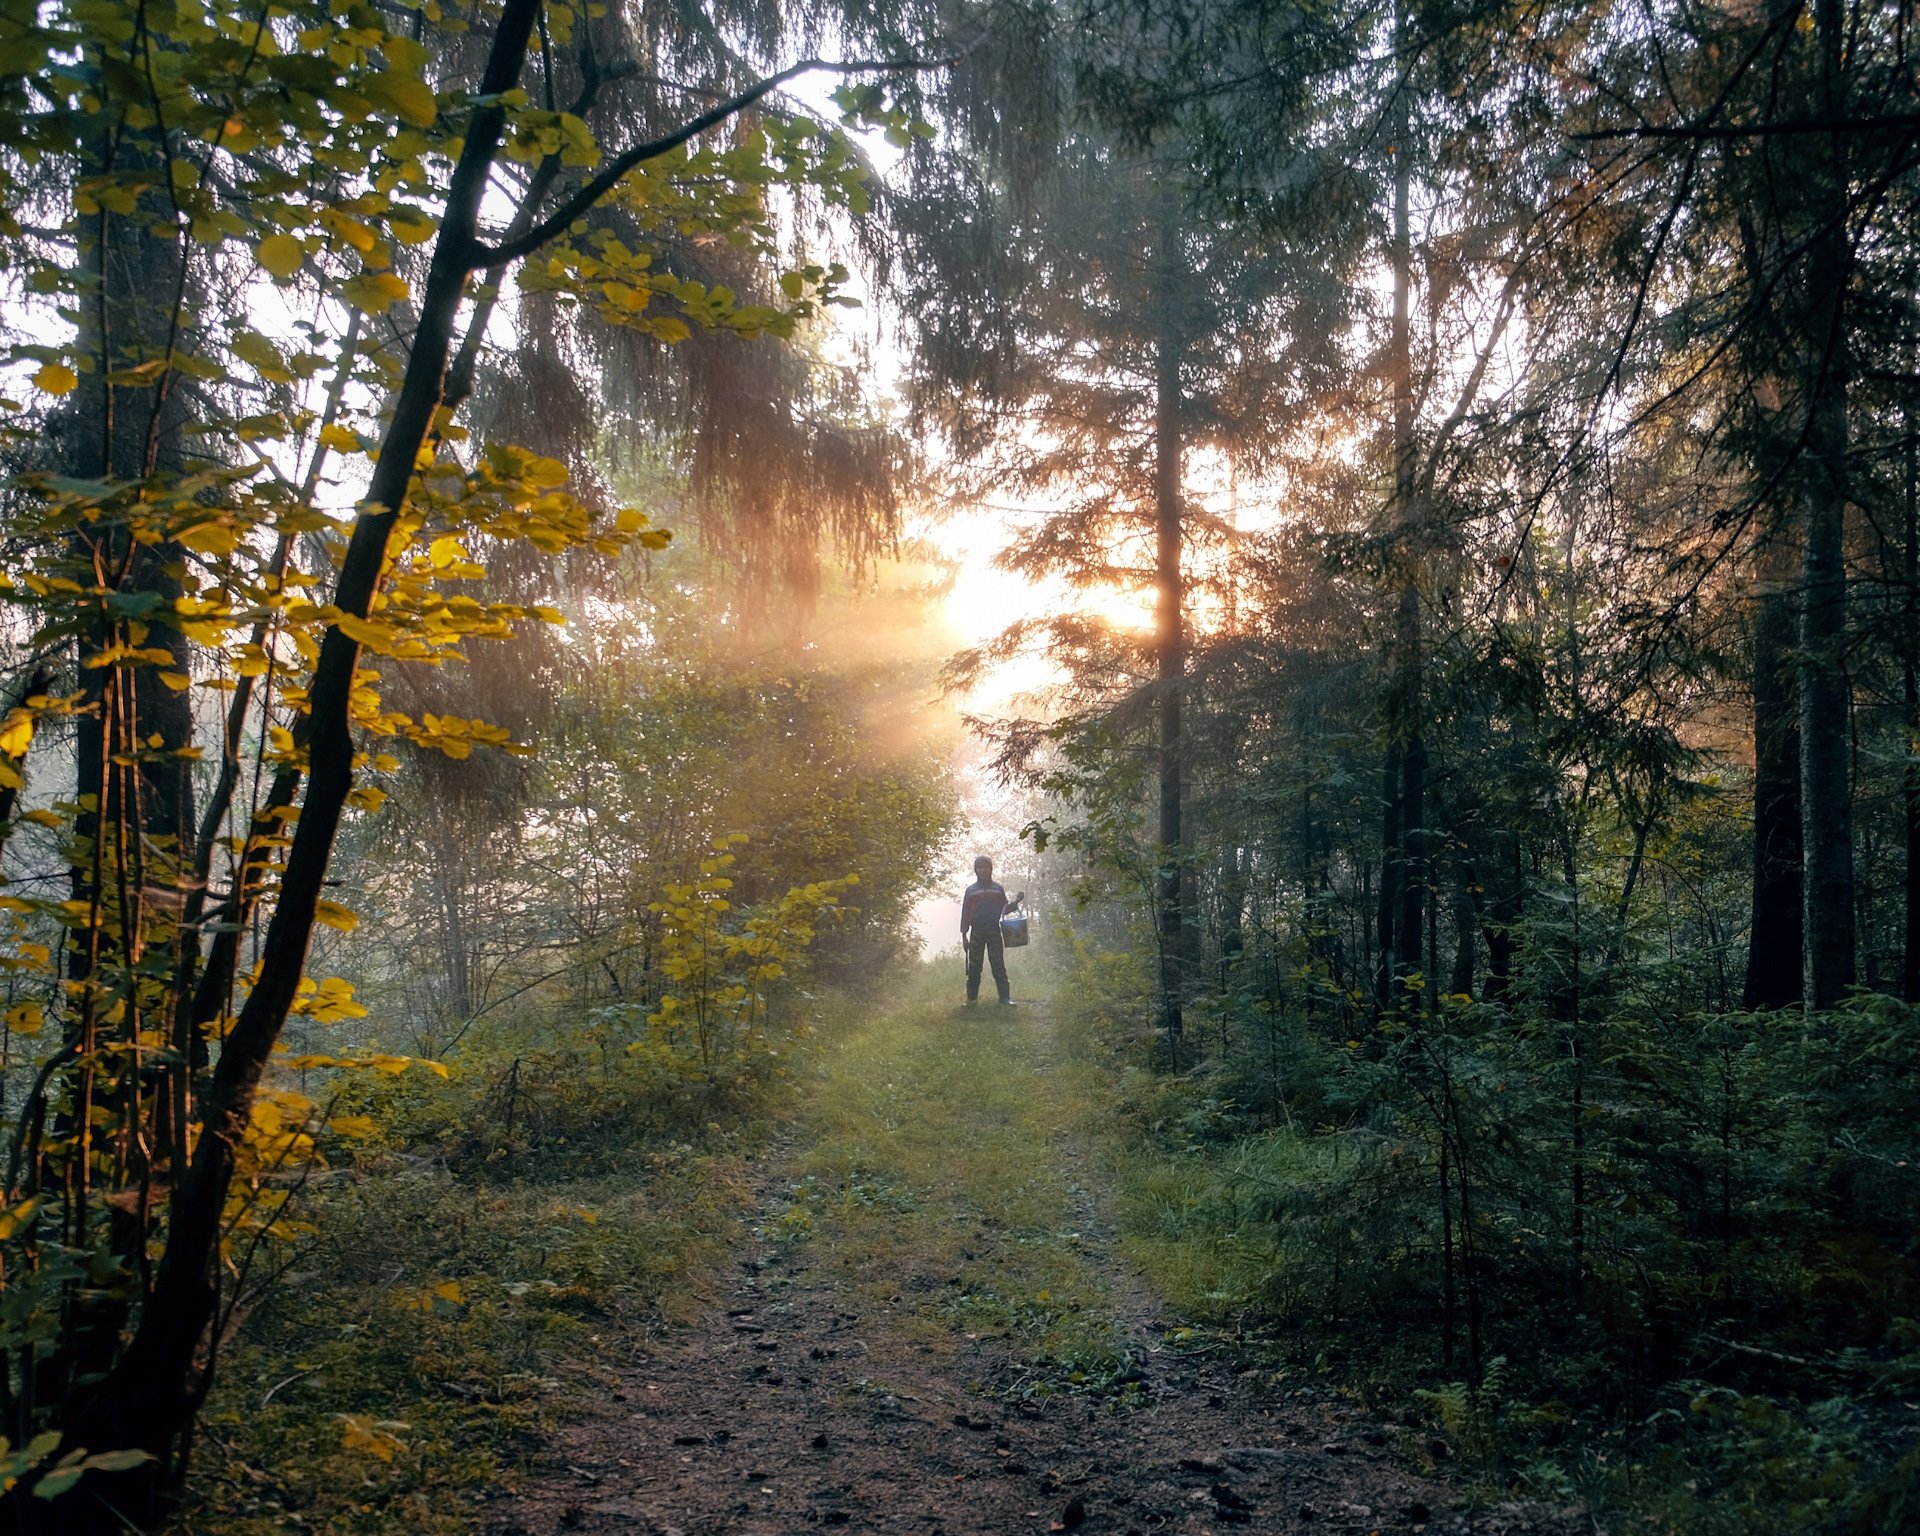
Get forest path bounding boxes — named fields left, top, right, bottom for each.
left=490, top=971, right=1582, bottom=1536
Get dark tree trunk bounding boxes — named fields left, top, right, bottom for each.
left=1378, top=17, right=1423, bottom=1012
left=1797, top=419, right=1854, bottom=1010
left=62, top=121, right=196, bottom=980
left=1905, top=391, right=1920, bottom=1001
left=1375, top=743, right=1403, bottom=1009
left=1747, top=583, right=1804, bottom=1008
left=37, top=114, right=201, bottom=1470
left=1219, top=843, right=1248, bottom=985
left=1467, top=831, right=1523, bottom=1005
left=62, top=2, right=547, bottom=1513
left=1797, top=0, right=1855, bottom=1011
left=1154, top=321, right=1188, bottom=1047
left=1449, top=887, right=1476, bottom=998
left=1396, top=608, right=1426, bottom=1001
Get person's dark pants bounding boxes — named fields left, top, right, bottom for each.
left=966, top=927, right=1010, bottom=1003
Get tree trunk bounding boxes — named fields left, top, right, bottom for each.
left=1219, top=843, right=1248, bottom=986
left=62, top=0, right=546, bottom=1510
left=1481, top=832, right=1523, bottom=1003
left=37, top=111, right=201, bottom=1475
left=1375, top=741, right=1403, bottom=1009
left=1905, top=387, right=1920, bottom=1001
left=1449, top=886, right=1476, bottom=998
left=1747, top=582, right=1804, bottom=1008
left=1378, top=7, right=1424, bottom=1011
left=1154, top=314, right=1188, bottom=1047
left=1797, top=0, right=1855, bottom=1011
left=62, top=120, right=196, bottom=979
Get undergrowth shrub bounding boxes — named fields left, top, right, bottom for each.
left=1066, top=939, right=1920, bottom=1530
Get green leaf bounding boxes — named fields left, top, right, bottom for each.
left=366, top=71, right=438, bottom=130
left=81, top=1450, right=154, bottom=1474
left=32, top=1466, right=84, bottom=1499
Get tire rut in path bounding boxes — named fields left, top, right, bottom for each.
left=491, top=1003, right=1586, bottom=1536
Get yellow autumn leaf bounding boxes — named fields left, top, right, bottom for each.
left=303, top=975, right=368, bottom=1023
left=0, top=1196, right=37, bottom=1240
left=318, top=423, right=361, bottom=452
left=0, top=709, right=32, bottom=758
left=342, top=271, right=409, bottom=316
left=427, top=535, right=466, bottom=569
left=525, top=455, right=568, bottom=489
left=314, top=899, right=359, bottom=933
left=338, top=1414, right=407, bottom=1462
left=32, top=363, right=77, bottom=395
left=230, top=328, right=290, bottom=380
left=176, top=520, right=242, bottom=557
left=388, top=208, right=438, bottom=245
left=334, top=612, right=396, bottom=650
left=319, top=208, right=376, bottom=252
left=327, top=1114, right=379, bottom=1140
left=5, top=1002, right=42, bottom=1035
left=256, top=232, right=305, bottom=281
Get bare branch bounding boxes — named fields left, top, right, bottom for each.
left=473, top=53, right=956, bottom=270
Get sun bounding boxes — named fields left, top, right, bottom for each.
left=927, top=505, right=1157, bottom=707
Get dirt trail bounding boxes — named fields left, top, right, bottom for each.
left=491, top=1000, right=1586, bottom=1536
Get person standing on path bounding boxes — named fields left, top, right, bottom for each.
left=960, top=855, right=1021, bottom=1006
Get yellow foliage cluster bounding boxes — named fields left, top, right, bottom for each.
left=635, top=837, right=857, bottom=1077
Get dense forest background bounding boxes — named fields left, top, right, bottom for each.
left=2, top=0, right=1920, bottom=1529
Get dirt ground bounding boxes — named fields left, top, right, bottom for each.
left=488, top=1002, right=1592, bottom=1536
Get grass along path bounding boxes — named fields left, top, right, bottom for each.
left=490, top=964, right=1583, bottom=1536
